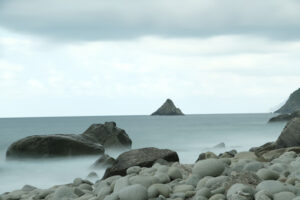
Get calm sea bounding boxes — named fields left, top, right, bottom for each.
left=0, top=114, right=285, bottom=193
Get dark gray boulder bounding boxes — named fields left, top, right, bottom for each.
left=6, top=134, right=104, bottom=159
left=275, top=88, right=300, bottom=113
left=102, top=147, right=179, bottom=179
left=251, top=118, right=300, bottom=157
left=6, top=122, right=132, bottom=159
left=151, top=99, right=184, bottom=115
left=82, top=122, right=132, bottom=149
left=276, top=117, right=300, bottom=148
left=269, top=110, right=300, bottom=123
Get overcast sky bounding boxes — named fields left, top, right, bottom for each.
left=1, top=0, right=300, bottom=117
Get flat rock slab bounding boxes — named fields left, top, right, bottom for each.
left=102, top=147, right=179, bottom=179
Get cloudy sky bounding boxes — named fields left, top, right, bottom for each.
left=1, top=0, right=300, bottom=117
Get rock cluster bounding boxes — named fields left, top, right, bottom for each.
left=4, top=149, right=300, bottom=200
left=6, top=122, right=132, bottom=159
left=151, top=99, right=184, bottom=116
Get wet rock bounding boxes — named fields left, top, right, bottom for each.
left=103, top=147, right=179, bottom=179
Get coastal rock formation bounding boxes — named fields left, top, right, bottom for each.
left=252, top=118, right=300, bottom=158
left=269, top=110, right=300, bottom=122
left=82, top=122, right=132, bottom=149
left=275, top=88, right=300, bottom=113
left=6, top=122, right=132, bottom=159
left=151, top=99, right=184, bottom=115
left=102, top=147, right=179, bottom=179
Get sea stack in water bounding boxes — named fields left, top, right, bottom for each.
left=6, top=122, right=132, bottom=159
left=151, top=99, right=184, bottom=116
left=275, top=88, right=300, bottom=113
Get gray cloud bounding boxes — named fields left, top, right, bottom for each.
left=0, top=0, right=300, bottom=41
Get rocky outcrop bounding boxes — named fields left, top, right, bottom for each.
left=102, top=147, right=179, bottom=179
left=269, top=110, right=300, bottom=122
left=275, top=88, right=300, bottom=113
left=6, top=122, right=132, bottom=159
left=151, top=99, right=184, bottom=115
left=251, top=118, right=300, bottom=158
left=82, top=122, right=132, bottom=149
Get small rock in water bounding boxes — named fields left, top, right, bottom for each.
left=22, top=185, right=36, bottom=192
left=87, top=171, right=98, bottom=179
left=196, top=152, right=218, bottom=161
left=214, top=142, right=225, bottom=148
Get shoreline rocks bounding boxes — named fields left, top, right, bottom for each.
left=102, top=147, right=179, bottom=179
left=4, top=148, right=300, bottom=200
left=6, top=122, right=132, bottom=159
left=151, top=99, right=184, bottom=116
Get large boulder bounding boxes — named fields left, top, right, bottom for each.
left=275, top=88, right=300, bottom=113
left=276, top=118, right=300, bottom=148
left=102, top=147, right=179, bottom=179
left=151, top=99, right=184, bottom=115
left=82, top=122, right=132, bottom=149
left=6, top=122, right=132, bottom=159
left=251, top=118, right=300, bottom=157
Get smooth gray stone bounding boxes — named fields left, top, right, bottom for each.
left=257, top=168, right=280, bottom=180
left=192, top=159, right=225, bottom=178
left=256, top=180, right=288, bottom=194
left=118, top=184, right=148, bottom=200
left=273, top=191, right=296, bottom=200
left=227, top=183, right=254, bottom=200
left=53, top=186, right=77, bottom=200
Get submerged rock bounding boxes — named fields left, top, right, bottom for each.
left=91, top=154, right=116, bottom=169
left=275, top=88, right=300, bottom=113
left=6, top=122, right=132, bottom=159
left=151, top=99, right=184, bottom=115
left=102, top=147, right=179, bottom=179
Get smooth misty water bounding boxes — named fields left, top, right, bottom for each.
left=0, top=114, right=286, bottom=193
